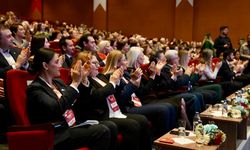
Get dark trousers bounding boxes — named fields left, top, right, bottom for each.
left=127, top=103, right=176, bottom=137
left=54, top=124, right=111, bottom=150
left=108, top=114, right=152, bottom=150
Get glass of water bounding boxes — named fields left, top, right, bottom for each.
left=178, top=119, right=186, bottom=138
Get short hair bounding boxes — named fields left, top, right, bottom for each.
left=76, top=33, right=91, bottom=50
left=223, top=49, right=233, bottom=59
left=165, top=50, right=178, bottom=63
left=116, top=41, right=126, bottom=50
left=220, top=26, right=228, bottom=32
left=9, top=23, right=23, bottom=36
left=59, top=36, right=72, bottom=52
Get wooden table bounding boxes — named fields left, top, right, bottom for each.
left=200, top=107, right=243, bottom=150
left=154, top=129, right=220, bottom=150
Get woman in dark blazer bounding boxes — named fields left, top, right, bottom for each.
left=26, top=48, right=113, bottom=150
left=102, top=50, right=177, bottom=136
left=73, top=51, right=152, bottom=150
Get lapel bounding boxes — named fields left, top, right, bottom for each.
left=223, top=60, right=232, bottom=71
left=36, top=78, right=60, bottom=100
left=9, top=47, right=21, bottom=61
left=0, top=52, right=10, bottom=66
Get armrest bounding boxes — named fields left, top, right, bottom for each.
left=8, top=123, right=54, bottom=132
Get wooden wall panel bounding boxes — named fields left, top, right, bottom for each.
left=193, top=0, right=250, bottom=47
left=174, top=0, right=194, bottom=41
left=108, top=0, right=175, bottom=39
left=43, top=0, right=93, bottom=26
left=0, top=0, right=37, bottom=20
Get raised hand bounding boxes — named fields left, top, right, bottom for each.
left=82, top=61, right=91, bottom=83
left=215, top=61, right=222, bottom=69
left=71, top=60, right=83, bottom=87
left=148, top=61, right=157, bottom=79
left=15, top=48, right=30, bottom=69
left=131, top=68, right=143, bottom=80
left=110, top=68, right=124, bottom=85
left=155, top=60, right=166, bottom=76
left=58, top=54, right=65, bottom=67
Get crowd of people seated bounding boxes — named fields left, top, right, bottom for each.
left=1, top=11, right=250, bottom=150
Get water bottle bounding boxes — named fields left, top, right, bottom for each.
left=221, top=100, right=228, bottom=116
left=193, top=112, right=201, bottom=132
left=188, top=81, right=193, bottom=92
left=235, top=91, right=242, bottom=102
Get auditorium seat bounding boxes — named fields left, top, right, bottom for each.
left=5, top=70, right=90, bottom=150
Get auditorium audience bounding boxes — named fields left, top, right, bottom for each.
left=2, top=11, right=250, bottom=149
left=59, top=36, right=75, bottom=68
left=0, top=26, right=30, bottom=78
left=27, top=48, right=113, bottom=150
left=73, top=51, right=152, bottom=150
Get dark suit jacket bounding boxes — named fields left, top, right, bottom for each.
left=157, top=64, right=190, bottom=90
left=62, top=55, right=73, bottom=68
left=27, top=77, right=79, bottom=125
left=0, top=47, right=21, bottom=78
left=74, top=74, right=116, bottom=121
left=217, top=60, right=235, bottom=82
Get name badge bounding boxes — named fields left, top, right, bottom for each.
left=63, top=109, right=76, bottom=127
left=107, top=95, right=120, bottom=112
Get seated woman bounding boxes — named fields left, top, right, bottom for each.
left=196, top=49, right=222, bottom=80
left=102, top=50, right=176, bottom=136
left=27, top=48, right=113, bottom=150
left=232, top=50, right=249, bottom=75
left=126, top=47, right=203, bottom=129
left=197, top=49, right=241, bottom=98
left=72, top=51, right=152, bottom=150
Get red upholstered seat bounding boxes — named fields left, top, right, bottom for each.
left=7, top=124, right=54, bottom=150
left=5, top=70, right=90, bottom=150
left=6, top=70, right=36, bottom=126
left=59, top=67, right=71, bottom=85
left=49, top=41, right=60, bottom=49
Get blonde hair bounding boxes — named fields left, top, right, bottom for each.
left=178, top=50, right=190, bottom=67
left=103, top=50, right=123, bottom=74
left=72, top=51, right=92, bottom=67
left=126, top=46, right=143, bottom=67
left=98, top=40, right=110, bottom=54
left=200, top=49, right=213, bottom=64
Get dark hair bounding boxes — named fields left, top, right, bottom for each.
left=76, top=34, right=90, bottom=50
left=50, top=30, right=61, bottom=41
left=223, top=49, right=233, bottom=59
left=59, top=36, right=72, bottom=53
left=149, top=50, right=164, bottom=63
left=9, top=23, right=23, bottom=37
left=116, top=41, right=126, bottom=50
left=30, top=48, right=55, bottom=74
left=220, top=26, right=228, bottom=32
left=30, top=34, right=47, bottom=56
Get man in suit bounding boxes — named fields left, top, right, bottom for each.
left=218, top=50, right=250, bottom=86
left=0, top=26, right=30, bottom=78
left=76, top=34, right=105, bottom=66
left=59, top=37, right=74, bottom=68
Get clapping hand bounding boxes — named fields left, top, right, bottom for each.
left=71, top=60, right=83, bottom=86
